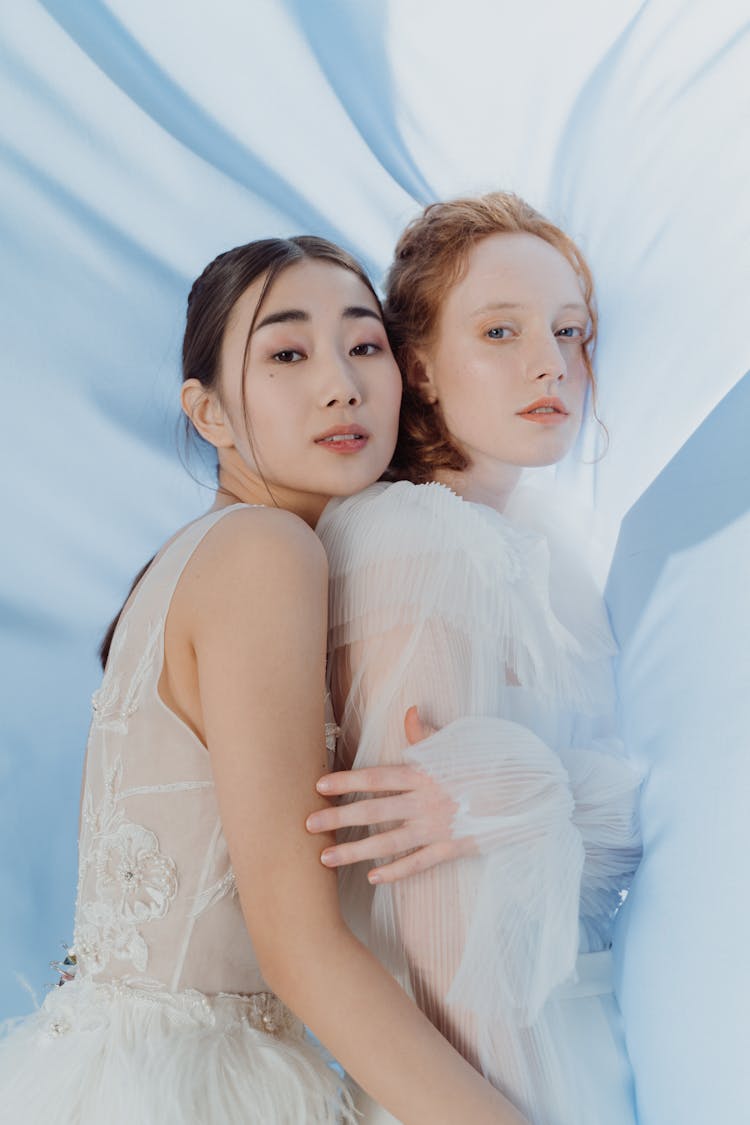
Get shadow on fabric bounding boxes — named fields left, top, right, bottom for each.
left=606, top=370, right=750, bottom=648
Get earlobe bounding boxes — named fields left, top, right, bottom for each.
left=408, top=353, right=438, bottom=406
left=181, top=380, right=235, bottom=449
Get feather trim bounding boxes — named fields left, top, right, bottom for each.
left=0, top=975, right=355, bottom=1125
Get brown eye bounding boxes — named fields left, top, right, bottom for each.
left=272, top=349, right=304, bottom=363
left=350, top=343, right=381, bottom=357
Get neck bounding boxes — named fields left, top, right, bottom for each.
left=432, top=457, right=522, bottom=514
left=210, top=460, right=330, bottom=529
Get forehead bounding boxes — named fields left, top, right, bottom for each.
left=450, top=231, right=584, bottom=310
left=227, top=257, right=378, bottom=337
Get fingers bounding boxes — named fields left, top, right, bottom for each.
left=404, top=705, right=436, bottom=746
left=319, top=826, right=419, bottom=869
left=306, top=795, right=414, bottom=834
left=368, top=843, right=452, bottom=884
left=316, top=764, right=423, bottom=797
left=323, top=833, right=477, bottom=880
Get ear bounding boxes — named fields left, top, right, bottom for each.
left=181, top=379, right=235, bottom=449
left=407, top=349, right=439, bottom=405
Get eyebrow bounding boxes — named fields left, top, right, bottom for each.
left=471, top=301, right=589, bottom=316
left=254, top=305, right=383, bottom=331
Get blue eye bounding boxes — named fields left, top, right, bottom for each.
left=350, top=343, right=382, bottom=357
left=556, top=326, right=584, bottom=339
left=486, top=327, right=511, bottom=339
left=272, top=349, right=304, bottom=363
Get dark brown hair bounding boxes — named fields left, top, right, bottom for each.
left=99, top=235, right=379, bottom=669
left=384, top=191, right=599, bottom=483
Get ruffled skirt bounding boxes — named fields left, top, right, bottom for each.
left=0, top=976, right=355, bottom=1124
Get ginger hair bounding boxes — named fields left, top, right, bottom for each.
left=383, top=192, right=598, bottom=483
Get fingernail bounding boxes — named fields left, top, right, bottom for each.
left=321, top=849, right=337, bottom=866
left=368, top=871, right=381, bottom=884
left=306, top=815, right=321, bottom=831
left=316, top=778, right=332, bottom=793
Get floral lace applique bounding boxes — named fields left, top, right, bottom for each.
left=91, top=621, right=161, bottom=734
left=75, top=759, right=178, bottom=975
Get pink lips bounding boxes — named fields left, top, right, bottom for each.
left=314, top=423, right=370, bottom=453
left=517, top=396, right=569, bottom=425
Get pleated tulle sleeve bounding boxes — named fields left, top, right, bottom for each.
left=403, top=724, right=642, bottom=1024
left=559, top=740, right=642, bottom=951
left=317, top=480, right=640, bottom=1078
left=399, top=716, right=585, bottom=1027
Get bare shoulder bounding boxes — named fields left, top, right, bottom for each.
left=189, top=505, right=325, bottom=575
left=177, top=506, right=327, bottom=624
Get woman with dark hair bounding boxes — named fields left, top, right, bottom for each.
left=310, top=194, right=642, bottom=1124
left=0, top=236, right=526, bottom=1124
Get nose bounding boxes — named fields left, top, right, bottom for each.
left=322, top=351, right=362, bottom=408
left=527, top=332, right=567, bottom=384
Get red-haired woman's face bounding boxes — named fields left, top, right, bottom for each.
left=414, top=232, right=590, bottom=478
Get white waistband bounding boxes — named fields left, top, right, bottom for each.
left=40, top=975, right=303, bottom=1040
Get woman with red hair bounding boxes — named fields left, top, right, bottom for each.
left=311, top=193, right=642, bottom=1124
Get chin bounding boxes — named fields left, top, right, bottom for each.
left=322, top=468, right=387, bottom=497
left=521, top=451, right=571, bottom=468
left=326, top=479, right=379, bottom=498
left=517, top=434, right=579, bottom=468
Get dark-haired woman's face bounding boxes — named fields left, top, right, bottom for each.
left=416, top=232, right=590, bottom=477
left=216, top=258, right=401, bottom=512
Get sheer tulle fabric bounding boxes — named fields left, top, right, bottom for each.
left=0, top=506, right=354, bottom=1125
left=318, top=481, right=641, bottom=1125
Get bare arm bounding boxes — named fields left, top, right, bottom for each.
left=183, top=508, right=526, bottom=1125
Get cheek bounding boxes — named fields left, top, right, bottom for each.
left=380, top=361, right=402, bottom=403
left=233, top=379, right=304, bottom=465
left=438, top=354, right=509, bottom=423
left=559, top=345, right=588, bottom=402
left=572, top=363, right=591, bottom=413
left=244, top=373, right=303, bottom=420
left=430, top=348, right=472, bottom=408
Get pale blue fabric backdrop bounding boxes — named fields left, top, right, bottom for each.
left=1, top=2, right=748, bottom=1122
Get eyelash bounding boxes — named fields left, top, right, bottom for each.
left=350, top=342, right=382, bottom=357
left=271, top=342, right=382, bottom=363
left=271, top=350, right=304, bottom=363
left=485, top=326, right=585, bottom=340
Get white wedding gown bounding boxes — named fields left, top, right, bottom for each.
left=318, top=480, right=642, bottom=1125
left=0, top=506, right=354, bottom=1125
